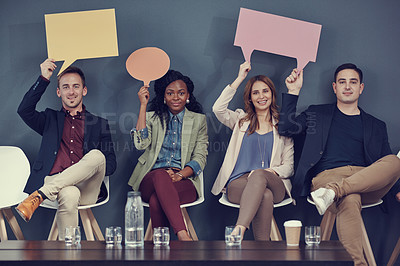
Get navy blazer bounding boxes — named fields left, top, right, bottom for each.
left=17, top=76, right=117, bottom=194
left=278, top=93, right=392, bottom=198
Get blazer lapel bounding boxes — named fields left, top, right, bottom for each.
left=84, top=111, right=92, bottom=151
left=322, top=104, right=336, bottom=149
left=154, top=116, right=167, bottom=158
left=57, top=110, right=65, bottom=144
left=360, top=108, right=373, bottom=162
left=181, top=109, right=194, bottom=166
left=238, top=118, right=250, bottom=133
left=235, top=119, right=249, bottom=153
left=271, top=119, right=279, bottom=163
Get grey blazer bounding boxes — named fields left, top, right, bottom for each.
left=128, top=108, right=208, bottom=198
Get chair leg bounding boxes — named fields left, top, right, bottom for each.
left=181, top=208, right=198, bottom=241
left=144, top=219, right=153, bottom=241
left=2, top=208, right=24, bottom=240
left=85, top=209, right=104, bottom=241
left=388, top=236, right=400, bottom=266
left=0, top=210, right=7, bottom=241
left=320, top=211, right=335, bottom=241
left=360, top=219, right=376, bottom=266
left=79, top=209, right=95, bottom=241
left=270, top=215, right=282, bottom=241
left=48, top=215, right=58, bottom=240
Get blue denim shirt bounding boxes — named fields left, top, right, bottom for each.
left=135, top=110, right=202, bottom=175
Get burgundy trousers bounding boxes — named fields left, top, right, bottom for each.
left=139, top=168, right=197, bottom=234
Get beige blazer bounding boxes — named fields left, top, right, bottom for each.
left=128, top=108, right=208, bottom=198
left=211, top=85, right=294, bottom=198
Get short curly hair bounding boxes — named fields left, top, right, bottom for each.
left=148, top=70, right=203, bottom=128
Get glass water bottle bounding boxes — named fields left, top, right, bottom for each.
left=125, top=191, right=144, bottom=247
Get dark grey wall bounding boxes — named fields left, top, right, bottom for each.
left=1, top=0, right=400, bottom=264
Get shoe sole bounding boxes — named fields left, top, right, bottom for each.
left=15, top=207, right=30, bottom=222
left=310, top=191, right=326, bottom=216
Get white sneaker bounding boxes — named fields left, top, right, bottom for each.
left=311, top=188, right=335, bottom=215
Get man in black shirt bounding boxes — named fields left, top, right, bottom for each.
left=279, top=63, right=400, bottom=265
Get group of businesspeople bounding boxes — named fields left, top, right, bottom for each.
left=14, top=58, right=400, bottom=265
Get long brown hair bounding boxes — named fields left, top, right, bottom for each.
left=238, top=75, right=279, bottom=135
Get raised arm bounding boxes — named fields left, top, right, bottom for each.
left=212, top=62, right=250, bottom=129
left=136, top=85, right=150, bottom=131
left=132, top=85, right=153, bottom=150
left=17, top=59, right=57, bottom=135
left=40, top=58, right=57, bottom=80
left=278, top=69, right=309, bottom=137
left=230, top=61, right=251, bottom=90
left=285, top=68, right=303, bottom=96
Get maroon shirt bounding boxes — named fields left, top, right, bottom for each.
left=49, top=107, right=85, bottom=175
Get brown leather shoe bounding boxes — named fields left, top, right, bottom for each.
left=16, top=191, right=44, bottom=222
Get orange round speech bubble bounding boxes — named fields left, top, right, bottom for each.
left=126, top=47, right=170, bottom=86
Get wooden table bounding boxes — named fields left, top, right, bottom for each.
left=0, top=240, right=353, bottom=265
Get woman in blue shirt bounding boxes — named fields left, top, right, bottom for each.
left=129, top=70, right=208, bottom=241
left=211, top=62, right=294, bottom=240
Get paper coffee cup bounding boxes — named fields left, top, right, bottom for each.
left=284, top=220, right=302, bottom=246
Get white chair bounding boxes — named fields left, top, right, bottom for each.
left=387, top=151, right=400, bottom=266
left=143, top=173, right=204, bottom=241
left=0, top=146, right=30, bottom=241
left=219, top=192, right=293, bottom=241
left=40, top=175, right=110, bottom=241
left=307, top=196, right=382, bottom=266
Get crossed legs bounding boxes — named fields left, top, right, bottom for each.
left=311, top=154, right=400, bottom=265
left=227, top=169, right=285, bottom=241
left=44, top=149, right=106, bottom=239
left=139, top=168, right=197, bottom=240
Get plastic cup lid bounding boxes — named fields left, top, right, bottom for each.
left=284, top=220, right=302, bottom=227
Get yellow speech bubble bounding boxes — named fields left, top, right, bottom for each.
left=45, top=8, right=119, bottom=75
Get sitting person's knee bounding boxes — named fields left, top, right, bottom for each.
left=386, top=154, right=400, bottom=167
left=58, top=186, right=81, bottom=211
left=248, top=169, right=268, bottom=184
left=338, top=194, right=361, bottom=211
left=252, top=169, right=265, bottom=176
left=86, top=149, right=106, bottom=166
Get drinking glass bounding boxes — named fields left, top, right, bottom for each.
left=225, top=226, right=242, bottom=246
left=65, top=226, right=81, bottom=246
left=305, top=226, right=321, bottom=245
left=105, top=226, right=123, bottom=245
left=153, top=227, right=170, bottom=246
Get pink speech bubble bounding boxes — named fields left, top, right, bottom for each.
left=234, top=8, right=322, bottom=71
left=126, top=47, right=170, bottom=86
